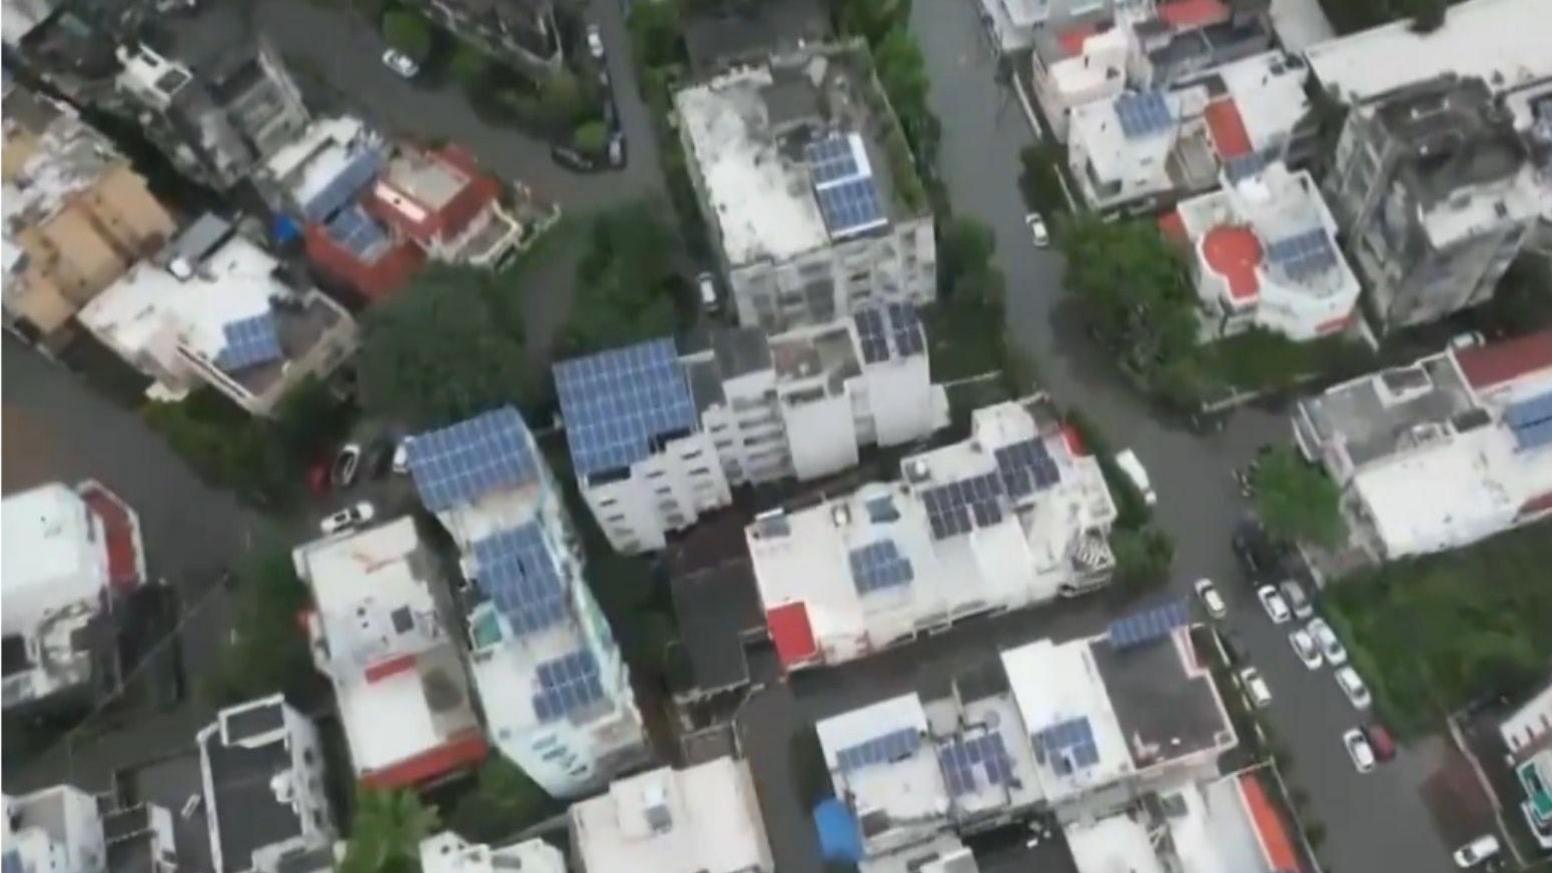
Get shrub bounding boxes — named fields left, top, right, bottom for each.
left=573, top=120, right=608, bottom=155
left=381, top=9, right=432, bottom=62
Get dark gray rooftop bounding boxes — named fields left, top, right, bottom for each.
left=682, top=0, right=829, bottom=75
left=1090, top=636, right=1233, bottom=770
left=223, top=697, right=285, bottom=741
left=1296, top=353, right=1477, bottom=467
left=670, top=558, right=763, bottom=695
left=713, top=326, right=773, bottom=379
left=1374, top=75, right=1528, bottom=208
left=202, top=712, right=303, bottom=873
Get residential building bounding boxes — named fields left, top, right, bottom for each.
left=675, top=43, right=937, bottom=332
left=293, top=517, right=488, bottom=791
left=2, top=785, right=106, bottom=873
left=2, top=83, right=176, bottom=349
left=404, top=407, right=648, bottom=798
left=665, top=529, right=766, bottom=713
left=2, top=480, right=145, bottom=712
left=76, top=214, right=358, bottom=417
left=1163, top=159, right=1362, bottom=341
left=681, top=0, right=828, bottom=75
left=569, top=758, right=774, bottom=873
left=367, top=144, right=524, bottom=270
left=1324, top=75, right=1543, bottom=333
left=196, top=695, right=335, bottom=873
left=1499, top=678, right=1552, bottom=850
left=1292, top=330, right=1552, bottom=560
left=1303, top=0, right=1552, bottom=107
left=419, top=832, right=565, bottom=873
left=749, top=397, right=1117, bottom=672
left=555, top=310, right=948, bottom=554
left=404, top=0, right=562, bottom=80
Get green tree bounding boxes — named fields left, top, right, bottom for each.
left=1251, top=447, right=1345, bottom=547
left=1061, top=214, right=1193, bottom=351
left=382, top=10, right=433, bottom=62
left=627, top=0, right=683, bottom=68
left=445, top=757, right=554, bottom=844
left=339, top=788, right=440, bottom=873
left=573, top=120, right=608, bottom=155
left=938, top=217, right=999, bottom=303
left=563, top=203, right=681, bottom=353
left=356, top=266, right=534, bottom=428
left=1019, top=142, right=1069, bottom=215
left=1111, top=525, right=1174, bottom=592
left=271, top=376, right=351, bottom=466
left=449, top=42, right=491, bottom=90
left=202, top=547, right=316, bottom=707
left=143, top=391, right=292, bottom=504
left=538, top=71, right=585, bottom=128
left=835, top=0, right=910, bottom=46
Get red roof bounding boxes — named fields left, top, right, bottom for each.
left=767, top=602, right=818, bottom=669
left=1157, top=210, right=1190, bottom=250
left=1240, top=773, right=1300, bottom=873
left=1058, top=22, right=1098, bottom=57
left=1203, top=225, right=1263, bottom=302
left=1204, top=99, right=1253, bottom=160
left=364, top=653, right=418, bottom=683
left=359, top=727, right=488, bottom=790
left=1453, top=330, right=1552, bottom=391
left=1061, top=423, right=1088, bottom=457
left=368, top=146, right=502, bottom=247
left=1158, top=0, right=1231, bottom=29
left=79, top=484, right=141, bottom=594
left=1520, top=490, right=1552, bottom=518
left=304, top=222, right=424, bottom=302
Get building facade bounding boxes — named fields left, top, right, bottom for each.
left=2, top=785, right=107, bottom=873
left=405, top=0, right=562, bottom=81
left=1499, top=679, right=1552, bottom=850
left=419, top=832, right=565, bottom=873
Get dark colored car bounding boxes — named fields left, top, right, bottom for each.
left=1232, top=519, right=1285, bottom=583
left=1364, top=723, right=1396, bottom=761
left=364, top=437, right=396, bottom=480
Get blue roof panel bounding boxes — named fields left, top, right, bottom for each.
left=406, top=407, right=539, bottom=511
left=472, top=523, right=569, bottom=636
left=554, top=338, right=699, bottom=477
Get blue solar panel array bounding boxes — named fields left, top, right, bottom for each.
left=472, top=523, right=569, bottom=636
left=806, top=135, right=861, bottom=185
left=531, top=649, right=605, bottom=722
left=302, top=148, right=384, bottom=222
left=938, top=734, right=1017, bottom=796
left=326, top=204, right=389, bottom=258
left=848, top=539, right=914, bottom=594
left=817, top=178, right=887, bottom=239
left=835, top=727, right=920, bottom=773
left=1109, top=597, right=1191, bottom=650
left=3, top=851, right=21, bottom=873
left=1506, top=389, right=1552, bottom=451
left=855, top=308, right=890, bottom=364
left=922, top=472, right=1005, bottom=540
left=994, top=439, right=1059, bottom=499
left=216, top=312, right=283, bottom=372
left=406, top=407, right=539, bottom=512
left=1115, top=91, right=1172, bottom=139
left=1224, top=150, right=1269, bottom=183
left=1032, top=716, right=1099, bottom=772
left=886, top=303, right=925, bottom=357
left=554, top=338, right=699, bottom=477
left=1266, top=228, right=1338, bottom=281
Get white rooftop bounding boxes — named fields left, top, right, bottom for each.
left=419, top=832, right=565, bottom=873
left=815, top=694, right=949, bottom=842
left=2, top=88, right=121, bottom=234
left=1000, top=638, right=1132, bottom=804
left=571, top=758, right=773, bottom=873
left=1207, top=51, right=1311, bottom=153
left=263, top=116, right=367, bottom=205
left=1065, top=812, right=1166, bottom=873
left=1304, top=0, right=1552, bottom=104
left=1, top=483, right=106, bottom=634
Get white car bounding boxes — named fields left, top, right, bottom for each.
left=1194, top=578, right=1226, bottom=619
left=1342, top=728, right=1375, bottom=773
left=1288, top=628, right=1323, bottom=670
left=586, top=24, right=605, bottom=59
left=381, top=48, right=420, bottom=79
left=1449, top=331, right=1486, bottom=351
left=1334, top=666, right=1371, bottom=709
left=1279, top=578, right=1313, bottom=620
left=1025, top=212, right=1050, bottom=247
left=320, top=501, right=375, bottom=535
left=1453, top=834, right=1501, bottom=868
left=391, top=437, right=413, bottom=475
left=697, top=271, right=718, bottom=309
left=1306, top=617, right=1347, bottom=665
left=1114, top=449, right=1157, bottom=506
left=1239, top=667, right=1272, bottom=708
left=1257, top=585, right=1291, bottom=624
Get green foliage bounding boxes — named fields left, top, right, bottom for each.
left=1111, top=525, right=1174, bottom=593
left=449, top=42, right=491, bottom=90
left=340, top=788, right=440, bottom=873
left=1316, top=0, right=1458, bottom=34
left=627, top=0, right=684, bottom=69
left=1251, top=447, right=1345, bottom=547
left=563, top=203, right=682, bottom=353
left=142, top=391, right=294, bottom=506
left=538, top=71, right=587, bottom=128
left=445, top=757, right=554, bottom=844
left=1018, top=142, right=1069, bottom=215
left=1061, top=214, right=1194, bottom=366
left=272, top=376, right=353, bottom=465
left=835, top=0, right=910, bottom=47
left=201, top=547, right=316, bottom=707
left=938, top=218, right=1003, bottom=307
left=573, top=119, right=608, bottom=155
left=381, top=10, right=432, bottom=62
left=1208, top=328, right=1373, bottom=395
left=356, top=266, right=535, bottom=429
left=1324, top=523, right=1552, bottom=735
left=1478, top=256, right=1552, bottom=334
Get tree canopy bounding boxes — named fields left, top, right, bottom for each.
left=339, top=789, right=440, bottom=873
left=202, top=546, right=318, bottom=707
left=1250, top=447, right=1346, bottom=548
left=445, top=757, right=554, bottom=844
left=562, top=203, right=682, bottom=354
left=1110, top=526, right=1174, bottom=593
left=381, top=10, right=433, bottom=62
left=356, top=266, right=535, bottom=429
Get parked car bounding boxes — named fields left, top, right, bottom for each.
left=1239, top=667, right=1272, bottom=708
left=381, top=48, right=420, bottom=79
left=607, top=132, right=626, bottom=168
left=1306, top=617, right=1347, bottom=665
left=1335, top=666, right=1371, bottom=709
left=551, top=143, right=601, bottom=172
left=331, top=443, right=362, bottom=489
left=1114, top=449, right=1157, bottom=506
left=1449, top=330, right=1486, bottom=351
left=697, top=271, right=718, bottom=310
left=1232, top=519, right=1283, bottom=581
left=586, top=23, right=605, bottom=59
left=1194, top=578, right=1226, bottom=619
left=1342, top=728, right=1375, bottom=773
left=320, top=501, right=375, bottom=536
left=1025, top=212, right=1050, bottom=247
left=306, top=459, right=331, bottom=495
left=1452, top=834, right=1501, bottom=868
left=364, top=438, right=395, bottom=480
left=392, top=436, right=414, bottom=475
left=1256, top=585, right=1291, bottom=624
left=1279, top=578, right=1314, bottom=619
left=1365, top=722, right=1396, bottom=761
left=1288, top=628, right=1324, bottom=670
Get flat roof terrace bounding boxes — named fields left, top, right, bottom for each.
left=1089, top=633, right=1234, bottom=771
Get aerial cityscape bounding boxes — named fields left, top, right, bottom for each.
left=2, top=0, right=1550, bottom=870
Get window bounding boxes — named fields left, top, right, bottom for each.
left=681, top=448, right=702, bottom=460
left=605, top=513, right=625, bottom=523
left=689, top=466, right=710, bottom=477
left=646, top=469, right=665, bottom=479
left=598, top=497, right=617, bottom=507
left=542, top=746, right=567, bottom=760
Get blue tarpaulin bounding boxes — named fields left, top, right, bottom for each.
left=813, top=797, right=864, bottom=863
left=271, top=214, right=301, bottom=245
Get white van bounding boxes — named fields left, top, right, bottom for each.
left=1114, top=449, right=1157, bottom=506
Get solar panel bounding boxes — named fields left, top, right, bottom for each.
left=472, top=523, right=569, bottom=635
left=531, top=649, right=606, bottom=722
left=1265, top=228, right=1337, bottom=281
left=1033, top=716, right=1099, bottom=772
left=406, top=407, right=539, bottom=512
left=215, top=312, right=284, bottom=372
left=1108, top=596, right=1191, bottom=650
left=816, top=177, right=888, bottom=239
left=855, top=307, right=891, bottom=364
left=554, top=338, right=700, bottom=477
left=1515, top=417, right=1552, bottom=451
left=1505, top=390, right=1552, bottom=430
left=1223, top=150, right=1268, bottom=183
left=922, top=472, right=1005, bottom=540
left=1115, top=91, right=1172, bottom=139
left=302, top=147, right=383, bottom=222
left=326, top=204, right=389, bottom=258
left=806, top=135, right=861, bottom=185
left=886, top=303, right=925, bottom=357
left=994, top=439, right=1059, bottom=499
left=835, top=727, right=920, bottom=773
left=848, top=539, right=914, bottom=594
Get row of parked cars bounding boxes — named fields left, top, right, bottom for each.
left=313, top=437, right=414, bottom=535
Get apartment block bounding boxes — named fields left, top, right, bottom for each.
left=3, top=784, right=181, bottom=873
left=419, top=832, right=565, bottom=873
left=404, top=407, right=648, bottom=798
left=675, top=43, right=936, bottom=332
